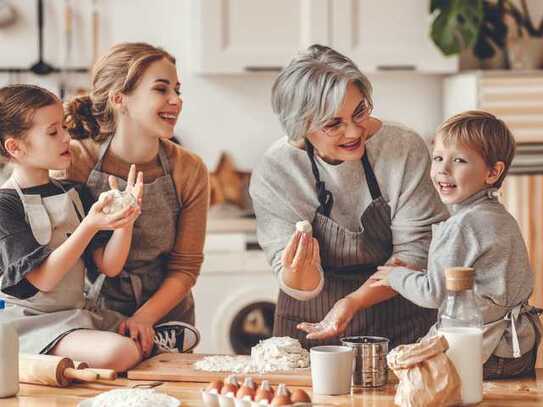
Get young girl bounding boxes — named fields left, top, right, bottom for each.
left=61, top=42, right=208, bottom=356
left=0, top=84, right=144, bottom=371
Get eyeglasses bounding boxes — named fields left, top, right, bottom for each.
left=320, top=103, right=373, bottom=138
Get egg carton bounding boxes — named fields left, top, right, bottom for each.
left=201, top=375, right=312, bottom=407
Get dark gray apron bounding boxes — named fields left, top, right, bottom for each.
left=274, top=140, right=436, bottom=349
left=85, top=137, right=194, bottom=324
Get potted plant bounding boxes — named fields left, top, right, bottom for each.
left=430, top=0, right=543, bottom=69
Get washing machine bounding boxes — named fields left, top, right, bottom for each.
left=193, top=227, right=279, bottom=355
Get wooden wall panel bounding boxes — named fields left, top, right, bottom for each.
left=501, top=175, right=543, bottom=367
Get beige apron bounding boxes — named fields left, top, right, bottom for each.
left=0, top=178, right=122, bottom=354
left=85, top=137, right=194, bottom=324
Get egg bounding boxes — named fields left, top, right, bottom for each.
left=221, top=375, right=240, bottom=396
left=271, top=384, right=291, bottom=406
left=236, top=377, right=256, bottom=400
left=206, top=380, right=223, bottom=394
left=255, top=380, right=274, bottom=403
left=291, top=389, right=311, bottom=404
left=271, top=394, right=291, bottom=406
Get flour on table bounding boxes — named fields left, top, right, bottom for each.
left=89, top=388, right=179, bottom=407
left=194, top=337, right=309, bottom=373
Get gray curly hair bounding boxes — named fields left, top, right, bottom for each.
left=271, top=44, right=373, bottom=141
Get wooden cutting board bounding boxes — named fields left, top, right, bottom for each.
left=127, top=353, right=312, bottom=386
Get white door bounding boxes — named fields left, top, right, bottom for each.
left=189, top=0, right=330, bottom=74
left=331, top=0, right=457, bottom=73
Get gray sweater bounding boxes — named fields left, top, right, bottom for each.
left=388, top=188, right=538, bottom=361
left=249, top=122, right=448, bottom=300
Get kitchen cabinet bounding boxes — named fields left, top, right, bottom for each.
left=189, top=0, right=330, bottom=74
left=331, top=0, right=457, bottom=73
left=444, top=71, right=543, bottom=143
left=189, top=0, right=457, bottom=74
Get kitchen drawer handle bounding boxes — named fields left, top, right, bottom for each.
left=377, top=65, right=417, bottom=71
left=244, top=66, right=283, bottom=72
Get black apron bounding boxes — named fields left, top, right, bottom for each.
left=274, top=140, right=436, bottom=348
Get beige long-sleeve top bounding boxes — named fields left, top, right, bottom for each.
left=55, top=138, right=209, bottom=290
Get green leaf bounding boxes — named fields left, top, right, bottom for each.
left=430, top=0, right=484, bottom=56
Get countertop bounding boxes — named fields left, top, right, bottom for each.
left=3, top=369, right=543, bottom=406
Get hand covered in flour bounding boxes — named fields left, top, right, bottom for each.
left=297, top=297, right=358, bottom=340
left=98, top=164, right=144, bottom=217
left=85, top=165, right=143, bottom=232
left=281, top=226, right=321, bottom=291
left=118, top=315, right=155, bottom=358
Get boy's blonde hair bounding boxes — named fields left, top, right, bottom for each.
left=437, top=110, right=516, bottom=188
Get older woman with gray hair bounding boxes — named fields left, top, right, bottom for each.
left=249, top=45, right=448, bottom=348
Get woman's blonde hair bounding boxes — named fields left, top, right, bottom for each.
left=64, top=42, right=175, bottom=141
left=437, top=110, right=516, bottom=188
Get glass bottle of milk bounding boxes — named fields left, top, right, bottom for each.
left=0, top=299, right=19, bottom=398
left=437, top=267, right=483, bottom=405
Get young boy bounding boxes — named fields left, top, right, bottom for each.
left=371, top=110, right=542, bottom=379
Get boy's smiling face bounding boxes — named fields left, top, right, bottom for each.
left=430, top=135, right=496, bottom=205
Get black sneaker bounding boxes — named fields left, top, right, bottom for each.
left=153, top=321, right=200, bottom=353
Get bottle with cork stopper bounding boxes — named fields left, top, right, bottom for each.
left=437, top=267, right=483, bottom=405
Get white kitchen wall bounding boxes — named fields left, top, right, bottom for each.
left=0, top=0, right=444, bottom=170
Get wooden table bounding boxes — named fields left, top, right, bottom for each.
left=3, top=369, right=543, bottom=406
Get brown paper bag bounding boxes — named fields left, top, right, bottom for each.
left=387, top=335, right=461, bottom=407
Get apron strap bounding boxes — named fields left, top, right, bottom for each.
left=304, top=139, right=384, bottom=216
left=505, top=303, right=543, bottom=358
left=362, top=153, right=383, bottom=201
left=305, top=139, right=334, bottom=216
left=49, top=178, right=85, bottom=221
left=93, top=136, right=114, bottom=172
left=157, top=141, right=172, bottom=175
left=93, top=136, right=171, bottom=176
left=9, top=176, right=52, bottom=245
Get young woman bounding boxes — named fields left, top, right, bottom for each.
left=0, top=84, right=143, bottom=371
left=62, top=43, right=208, bottom=356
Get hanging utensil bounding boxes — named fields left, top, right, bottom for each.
left=59, top=0, right=73, bottom=99
left=29, top=0, right=55, bottom=75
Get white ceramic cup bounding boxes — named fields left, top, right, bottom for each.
left=310, top=345, right=354, bottom=395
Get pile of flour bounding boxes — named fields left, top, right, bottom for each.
left=90, top=389, right=179, bottom=407
left=194, top=337, right=309, bottom=373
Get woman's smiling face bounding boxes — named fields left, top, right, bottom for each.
left=306, top=82, right=374, bottom=164
left=123, top=57, right=182, bottom=140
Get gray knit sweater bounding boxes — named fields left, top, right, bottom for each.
left=249, top=122, right=448, bottom=299
left=388, top=188, right=538, bottom=361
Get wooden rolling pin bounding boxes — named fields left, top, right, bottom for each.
left=19, top=354, right=98, bottom=387
left=74, top=361, right=117, bottom=380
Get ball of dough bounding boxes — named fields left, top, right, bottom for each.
left=99, top=189, right=137, bottom=214
left=295, top=220, right=312, bottom=235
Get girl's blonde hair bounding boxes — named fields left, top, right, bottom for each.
left=0, top=85, right=59, bottom=158
left=64, top=42, right=175, bottom=142
left=438, top=110, right=516, bottom=188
